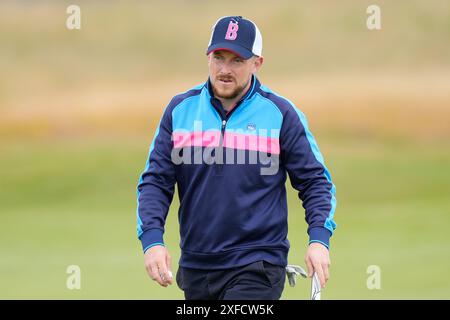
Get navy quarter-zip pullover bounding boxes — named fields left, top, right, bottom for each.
left=137, top=75, right=337, bottom=270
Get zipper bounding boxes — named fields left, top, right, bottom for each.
left=212, top=97, right=249, bottom=176
left=216, top=119, right=227, bottom=175
left=221, top=119, right=227, bottom=133
left=219, top=118, right=227, bottom=162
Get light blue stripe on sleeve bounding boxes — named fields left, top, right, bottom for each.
left=293, top=108, right=337, bottom=234
left=259, top=85, right=337, bottom=234
left=136, top=125, right=161, bottom=238
left=143, top=242, right=165, bottom=253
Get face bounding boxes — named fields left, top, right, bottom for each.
left=208, top=50, right=263, bottom=100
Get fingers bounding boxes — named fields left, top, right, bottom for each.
left=145, top=259, right=154, bottom=279
left=323, top=261, right=330, bottom=284
left=305, top=242, right=331, bottom=288
left=158, top=261, right=173, bottom=286
left=305, top=257, right=314, bottom=278
left=313, top=260, right=330, bottom=288
left=144, top=246, right=173, bottom=287
left=312, top=261, right=326, bottom=288
left=151, top=263, right=168, bottom=287
left=166, top=253, right=173, bottom=284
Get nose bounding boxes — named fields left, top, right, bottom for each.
left=218, top=63, right=232, bottom=75
left=217, top=59, right=233, bottom=75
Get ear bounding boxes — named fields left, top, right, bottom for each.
left=252, top=56, right=264, bottom=73
left=207, top=53, right=213, bottom=67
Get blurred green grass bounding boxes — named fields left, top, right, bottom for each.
left=1, top=138, right=449, bottom=299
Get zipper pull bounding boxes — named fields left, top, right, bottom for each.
left=222, top=120, right=227, bottom=131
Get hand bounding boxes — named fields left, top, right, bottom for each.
left=144, top=245, right=173, bottom=287
left=304, top=242, right=331, bottom=288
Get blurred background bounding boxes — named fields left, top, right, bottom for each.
left=1, top=0, right=449, bottom=299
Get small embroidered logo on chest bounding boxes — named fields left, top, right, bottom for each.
left=247, top=123, right=256, bottom=131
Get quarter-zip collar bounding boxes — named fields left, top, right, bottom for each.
left=205, top=74, right=261, bottom=119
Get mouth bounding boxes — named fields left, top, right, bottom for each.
left=217, top=78, right=234, bottom=85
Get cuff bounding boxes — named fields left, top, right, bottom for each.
left=308, top=227, right=332, bottom=249
left=140, top=228, right=164, bottom=253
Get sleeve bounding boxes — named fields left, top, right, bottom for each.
left=280, top=104, right=337, bottom=249
left=136, top=104, right=176, bottom=253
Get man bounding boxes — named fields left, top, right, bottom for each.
left=136, top=16, right=337, bottom=300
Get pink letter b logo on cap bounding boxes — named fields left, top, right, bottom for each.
left=225, top=21, right=239, bottom=40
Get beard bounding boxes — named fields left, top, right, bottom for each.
left=212, top=77, right=250, bottom=100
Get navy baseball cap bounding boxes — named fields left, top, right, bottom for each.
left=206, top=16, right=263, bottom=59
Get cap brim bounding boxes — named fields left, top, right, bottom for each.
left=206, top=43, right=254, bottom=59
